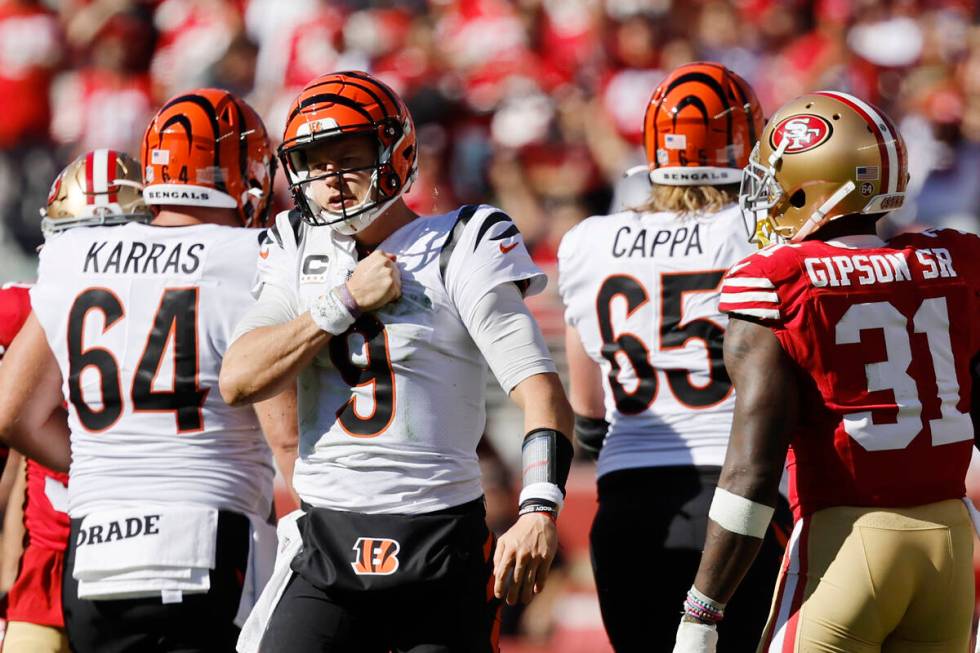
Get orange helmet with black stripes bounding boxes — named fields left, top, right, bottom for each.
left=141, top=88, right=275, bottom=227
left=279, top=71, right=418, bottom=235
left=643, top=62, right=762, bottom=187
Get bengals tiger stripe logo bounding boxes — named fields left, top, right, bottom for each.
left=350, top=537, right=400, bottom=575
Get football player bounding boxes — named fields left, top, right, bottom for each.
left=3, top=150, right=148, bottom=653
left=558, top=62, right=790, bottom=652
left=673, top=92, right=979, bottom=652
left=219, top=70, right=573, bottom=652
left=0, top=89, right=284, bottom=652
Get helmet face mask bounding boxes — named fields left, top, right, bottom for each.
left=279, top=71, right=418, bottom=235
left=280, top=126, right=405, bottom=235
left=739, top=141, right=789, bottom=246
left=41, top=149, right=150, bottom=240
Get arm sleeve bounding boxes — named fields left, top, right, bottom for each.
left=556, top=221, right=584, bottom=328
left=229, top=282, right=301, bottom=344
left=465, top=282, right=557, bottom=394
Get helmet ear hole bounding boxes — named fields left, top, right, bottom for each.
left=790, top=189, right=806, bottom=208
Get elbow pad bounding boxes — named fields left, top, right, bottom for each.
left=574, top=414, right=608, bottom=460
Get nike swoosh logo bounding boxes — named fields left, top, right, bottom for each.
left=259, top=249, right=269, bottom=259
left=499, top=242, right=518, bottom=254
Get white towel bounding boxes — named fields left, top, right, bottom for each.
left=234, top=514, right=278, bottom=628
left=73, top=505, right=218, bottom=601
left=236, top=510, right=305, bottom=653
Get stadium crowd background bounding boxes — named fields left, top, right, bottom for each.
left=0, top=0, right=978, bottom=650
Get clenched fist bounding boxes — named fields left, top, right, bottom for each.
left=346, top=250, right=401, bottom=312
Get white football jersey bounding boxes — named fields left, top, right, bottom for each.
left=558, top=205, right=756, bottom=477
left=255, top=205, right=546, bottom=514
left=31, top=222, right=274, bottom=518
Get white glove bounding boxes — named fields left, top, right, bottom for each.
left=672, top=618, right=718, bottom=653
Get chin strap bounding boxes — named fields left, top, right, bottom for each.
left=792, top=180, right=857, bottom=242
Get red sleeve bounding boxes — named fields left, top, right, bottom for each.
left=718, top=244, right=804, bottom=328
left=0, top=284, right=32, bottom=354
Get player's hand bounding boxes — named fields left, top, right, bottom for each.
left=346, top=250, right=401, bottom=312
left=492, top=512, right=557, bottom=605
left=672, top=617, right=718, bottom=653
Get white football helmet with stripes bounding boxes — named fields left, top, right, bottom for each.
left=740, top=91, right=909, bottom=244
left=41, top=149, right=150, bottom=239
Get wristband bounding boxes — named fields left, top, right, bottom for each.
left=309, top=289, right=356, bottom=335
left=683, top=586, right=725, bottom=624
left=334, top=283, right=362, bottom=319
left=518, top=428, right=573, bottom=518
left=517, top=503, right=557, bottom=521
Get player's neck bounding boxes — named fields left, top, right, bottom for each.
left=151, top=207, right=241, bottom=228
left=352, top=199, right=418, bottom=247
left=805, top=214, right=880, bottom=243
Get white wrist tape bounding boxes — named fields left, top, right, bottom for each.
left=309, top=289, right=356, bottom=335
left=707, top=487, right=774, bottom=539
left=518, top=482, right=565, bottom=514
left=673, top=620, right=718, bottom=653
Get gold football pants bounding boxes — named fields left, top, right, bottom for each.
left=2, top=621, right=70, bottom=653
left=758, top=499, right=974, bottom=653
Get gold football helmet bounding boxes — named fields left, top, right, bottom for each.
left=740, top=91, right=908, bottom=244
left=42, top=149, right=149, bottom=239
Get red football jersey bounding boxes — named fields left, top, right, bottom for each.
left=23, top=460, right=69, bottom=552
left=0, top=283, right=32, bottom=470
left=719, top=230, right=979, bottom=519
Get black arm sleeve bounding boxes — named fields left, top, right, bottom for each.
left=574, top=413, right=609, bottom=460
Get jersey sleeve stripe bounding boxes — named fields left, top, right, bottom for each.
left=719, top=291, right=779, bottom=303
left=728, top=260, right=752, bottom=274
left=724, top=307, right=781, bottom=320
left=722, top=277, right=774, bottom=289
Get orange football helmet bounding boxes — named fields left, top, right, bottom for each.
left=279, top=71, right=418, bottom=235
left=42, top=149, right=149, bottom=239
left=643, top=62, right=762, bottom=187
left=141, top=88, right=275, bottom=227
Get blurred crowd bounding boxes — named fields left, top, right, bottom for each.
left=1, top=0, right=978, bottom=263
left=1, top=0, right=979, bottom=649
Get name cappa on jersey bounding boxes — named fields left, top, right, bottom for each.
left=82, top=240, right=205, bottom=275
left=611, top=223, right=704, bottom=258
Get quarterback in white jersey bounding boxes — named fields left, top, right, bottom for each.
left=252, top=205, right=550, bottom=515
left=558, top=63, right=789, bottom=652
left=220, top=71, right=573, bottom=653
left=0, top=89, right=283, bottom=653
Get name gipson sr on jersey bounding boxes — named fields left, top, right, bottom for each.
left=804, top=247, right=956, bottom=288
left=83, top=240, right=205, bottom=275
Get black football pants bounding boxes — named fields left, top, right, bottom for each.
left=62, top=510, right=249, bottom=653
left=590, top=466, right=791, bottom=653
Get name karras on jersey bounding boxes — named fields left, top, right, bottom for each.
left=83, top=239, right=206, bottom=276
